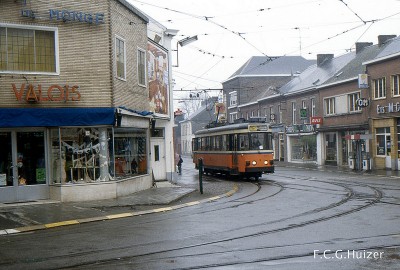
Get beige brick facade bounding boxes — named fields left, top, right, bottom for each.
left=0, top=0, right=149, bottom=111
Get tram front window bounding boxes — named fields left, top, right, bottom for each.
left=250, top=133, right=271, bottom=150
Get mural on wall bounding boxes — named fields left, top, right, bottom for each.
left=148, top=42, right=169, bottom=116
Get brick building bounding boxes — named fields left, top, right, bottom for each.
left=0, top=0, right=176, bottom=202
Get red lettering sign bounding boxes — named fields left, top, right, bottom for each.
left=12, top=83, right=81, bottom=103
left=310, top=116, right=323, bottom=125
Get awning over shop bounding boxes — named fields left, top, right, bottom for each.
left=0, top=108, right=116, bottom=127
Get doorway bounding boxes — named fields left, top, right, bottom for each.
left=0, top=130, right=48, bottom=203
left=150, top=138, right=166, bottom=181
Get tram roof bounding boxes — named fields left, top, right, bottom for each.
left=195, top=122, right=270, bottom=136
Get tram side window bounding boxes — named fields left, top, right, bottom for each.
left=221, top=135, right=227, bottom=151
left=228, top=134, right=234, bottom=151
left=201, top=137, right=206, bottom=151
left=215, top=135, right=223, bottom=151
left=239, top=134, right=249, bottom=150
left=192, top=138, right=198, bottom=151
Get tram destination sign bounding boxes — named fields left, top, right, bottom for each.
left=248, top=124, right=269, bottom=132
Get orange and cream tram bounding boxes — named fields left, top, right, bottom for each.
left=192, top=120, right=274, bottom=180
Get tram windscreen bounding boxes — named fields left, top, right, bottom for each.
left=239, top=133, right=272, bottom=150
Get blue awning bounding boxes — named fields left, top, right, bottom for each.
left=0, top=108, right=116, bottom=127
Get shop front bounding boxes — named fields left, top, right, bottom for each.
left=0, top=107, right=152, bottom=203
left=286, top=124, right=317, bottom=163
left=371, top=118, right=398, bottom=170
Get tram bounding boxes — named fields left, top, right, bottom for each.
left=192, top=119, right=274, bottom=180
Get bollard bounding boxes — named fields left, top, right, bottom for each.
left=198, top=158, right=204, bottom=194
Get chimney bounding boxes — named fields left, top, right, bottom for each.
left=378, top=35, right=396, bottom=47
left=355, top=42, right=372, bottom=53
left=317, top=54, right=334, bottom=67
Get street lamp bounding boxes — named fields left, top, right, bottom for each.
left=173, top=35, right=198, bottom=67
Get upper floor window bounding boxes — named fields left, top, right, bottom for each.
left=115, top=36, right=126, bottom=80
left=392, top=74, right=400, bottom=97
left=348, top=92, right=361, bottom=112
left=292, top=102, right=296, bottom=124
left=229, top=91, right=237, bottom=107
left=373, top=77, right=386, bottom=99
left=137, top=49, right=146, bottom=86
left=278, top=104, right=282, bottom=123
left=311, top=98, right=316, bottom=117
left=324, top=97, right=335, bottom=115
left=0, top=25, right=57, bottom=73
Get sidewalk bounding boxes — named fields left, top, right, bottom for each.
left=0, top=157, right=237, bottom=235
left=275, top=161, right=400, bottom=178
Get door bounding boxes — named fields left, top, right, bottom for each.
left=0, top=131, right=48, bottom=203
left=150, top=139, right=166, bottom=181
left=385, top=135, right=392, bottom=168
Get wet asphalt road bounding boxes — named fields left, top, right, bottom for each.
left=0, top=159, right=399, bottom=270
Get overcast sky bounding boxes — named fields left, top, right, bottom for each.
left=128, top=0, right=400, bottom=109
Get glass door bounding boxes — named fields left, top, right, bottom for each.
left=0, top=131, right=48, bottom=203
left=16, top=132, right=46, bottom=186
left=0, top=132, right=13, bottom=188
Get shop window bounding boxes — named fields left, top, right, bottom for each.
left=113, top=131, right=147, bottom=177
left=115, top=36, right=126, bottom=80
left=373, top=77, right=386, bottom=99
left=0, top=25, right=57, bottom=73
left=291, top=136, right=317, bottom=161
left=50, top=127, right=147, bottom=184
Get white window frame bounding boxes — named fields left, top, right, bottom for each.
left=348, top=92, right=361, bottom=113
left=137, top=47, right=146, bottom=87
left=324, top=97, right=335, bottom=116
left=292, top=102, right=296, bottom=125
left=392, top=74, right=400, bottom=97
left=0, top=23, right=59, bottom=75
left=115, top=35, right=126, bottom=81
left=373, top=77, right=386, bottom=99
left=311, top=98, right=316, bottom=117
left=229, top=91, right=237, bottom=107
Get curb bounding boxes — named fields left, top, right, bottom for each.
left=0, top=184, right=239, bottom=236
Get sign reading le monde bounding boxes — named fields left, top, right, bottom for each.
left=12, top=83, right=81, bottom=103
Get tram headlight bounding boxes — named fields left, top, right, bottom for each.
left=252, top=161, right=257, bottom=166
left=264, top=160, right=268, bottom=165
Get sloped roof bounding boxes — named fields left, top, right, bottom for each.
left=181, top=99, right=218, bottom=132
left=322, top=44, right=381, bottom=86
left=117, top=0, right=149, bottom=23
left=279, top=53, right=355, bottom=95
left=226, top=56, right=316, bottom=80
left=363, top=36, right=400, bottom=65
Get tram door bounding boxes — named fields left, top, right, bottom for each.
left=231, top=134, right=238, bottom=171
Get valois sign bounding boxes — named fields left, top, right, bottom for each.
left=12, top=83, right=81, bottom=103
left=21, top=9, right=105, bottom=25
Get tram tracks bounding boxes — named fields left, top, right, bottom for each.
left=8, top=171, right=387, bottom=270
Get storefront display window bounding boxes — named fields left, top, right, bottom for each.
left=113, top=130, right=147, bottom=178
left=50, top=127, right=148, bottom=184
left=291, top=135, right=317, bottom=161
